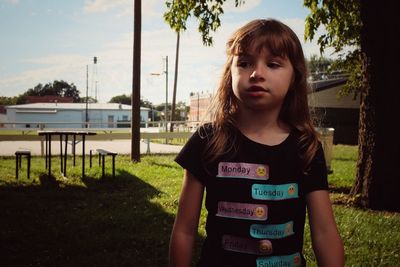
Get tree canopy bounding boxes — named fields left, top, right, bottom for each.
left=17, top=80, right=81, bottom=103
left=164, top=0, right=244, bottom=46
left=305, top=0, right=399, bottom=211
left=109, top=94, right=131, bottom=105
left=304, top=0, right=362, bottom=97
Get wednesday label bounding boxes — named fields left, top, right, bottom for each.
left=250, top=221, right=294, bottom=239
left=217, top=162, right=269, bottom=180
left=217, top=201, right=268, bottom=221
left=256, top=252, right=302, bottom=267
left=252, top=183, right=299, bottom=201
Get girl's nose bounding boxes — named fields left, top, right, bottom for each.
left=250, top=63, right=266, bottom=81
left=250, top=70, right=265, bottom=82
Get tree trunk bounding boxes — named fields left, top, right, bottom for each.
left=170, top=32, right=180, bottom=132
left=131, top=0, right=141, bottom=162
left=351, top=0, right=399, bottom=212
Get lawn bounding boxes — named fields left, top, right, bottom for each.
left=0, top=145, right=399, bottom=266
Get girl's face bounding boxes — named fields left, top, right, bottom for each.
left=230, top=46, right=294, bottom=113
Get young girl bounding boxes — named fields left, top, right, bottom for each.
left=169, top=19, right=344, bottom=267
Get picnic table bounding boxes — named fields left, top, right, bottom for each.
left=38, top=130, right=96, bottom=178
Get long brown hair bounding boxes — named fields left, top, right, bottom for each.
left=202, top=19, right=319, bottom=172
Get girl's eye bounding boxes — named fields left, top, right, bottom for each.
left=267, top=62, right=281, bottom=69
left=238, top=60, right=252, bottom=68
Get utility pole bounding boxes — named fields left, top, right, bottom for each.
left=150, top=56, right=169, bottom=133
left=165, top=56, right=168, bottom=133
left=93, top=56, right=98, bottom=102
left=85, top=65, right=89, bottom=128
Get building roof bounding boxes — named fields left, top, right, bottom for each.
left=6, top=103, right=150, bottom=111
left=309, top=77, right=348, bottom=93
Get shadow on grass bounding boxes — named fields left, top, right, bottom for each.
left=329, top=186, right=351, bottom=194
left=0, top=170, right=203, bottom=267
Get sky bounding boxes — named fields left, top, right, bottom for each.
left=0, top=0, right=331, bottom=105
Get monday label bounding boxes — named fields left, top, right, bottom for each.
left=252, top=183, right=299, bottom=201
left=217, top=162, right=269, bottom=180
left=217, top=201, right=268, bottom=221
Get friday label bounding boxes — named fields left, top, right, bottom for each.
left=252, top=183, right=299, bottom=201
left=216, top=201, right=268, bottom=221
left=222, top=235, right=273, bottom=255
left=217, top=162, right=269, bottom=180
left=256, top=252, right=302, bottom=267
left=250, top=221, right=294, bottom=239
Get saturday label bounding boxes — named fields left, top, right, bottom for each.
left=252, top=183, right=299, bottom=201
left=256, top=252, right=302, bottom=267
left=217, top=162, right=269, bottom=180
left=217, top=201, right=268, bottom=221
left=250, top=221, right=294, bottom=239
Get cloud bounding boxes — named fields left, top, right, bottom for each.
left=83, top=0, right=163, bottom=18
left=2, top=0, right=19, bottom=4
left=83, top=0, right=128, bottom=13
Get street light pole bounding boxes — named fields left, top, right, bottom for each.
left=150, top=56, right=169, bottom=133
left=85, top=65, right=89, bottom=128
left=164, top=56, right=168, bottom=133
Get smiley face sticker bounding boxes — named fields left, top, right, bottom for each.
left=256, top=166, right=267, bottom=177
left=255, top=206, right=266, bottom=218
left=288, top=184, right=296, bottom=196
left=258, top=240, right=273, bottom=255
left=284, top=221, right=294, bottom=235
left=293, top=254, right=302, bottom=266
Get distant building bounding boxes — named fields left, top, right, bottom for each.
left=187, top=78, right=359, bottom=145
left=5, top=103, right=150, bottom=129
left=189, top=92, right=213, bottom=126
left=309, top=77, right=360, bottom=145
left=26, top=95, right=74, bottom=103
left=0, top=105, right=7, bottom=127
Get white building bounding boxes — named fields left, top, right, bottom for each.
left=5, top=103, right=150, bottom=129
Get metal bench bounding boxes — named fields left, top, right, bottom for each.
left=90, top=149, right=117, bottom=178
left=15, top=150, right=31, bottom=179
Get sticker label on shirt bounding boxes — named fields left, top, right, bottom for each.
left=256, top=252, right=302, bottom=267
left=252, top=183, right=299, bottom=201
left=222, top=235, right=273, bottom=255
left=250, top=221, right=294, bottom=239
left=217, top=201, right=268, bottom=221
left=217, top=162, right=269, bottom=180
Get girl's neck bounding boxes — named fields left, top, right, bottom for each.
left=236, top=108, right=290, bottom=146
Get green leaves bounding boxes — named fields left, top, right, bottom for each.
left=304, top=0, right=362, bottom=96
left=164, top=0, right=245, bottom=46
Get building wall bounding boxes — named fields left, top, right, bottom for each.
left=189, top=92, right=213, bottom=125
left=309, top=84, right=360, bottom=108
left=309, top=84, right=360, bottom=145
left=5, top=104, right=150, bottom=128
left=314, top=107, right=359, bottom=145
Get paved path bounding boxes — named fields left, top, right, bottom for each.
left=0, top=140, right=183, bottom=156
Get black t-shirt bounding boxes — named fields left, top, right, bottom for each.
left=175, top=124, right=328, bottom=267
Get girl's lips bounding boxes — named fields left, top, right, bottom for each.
left=246, top=86, right=269, bottom=97
left=246, top=86, right=270, bottom=93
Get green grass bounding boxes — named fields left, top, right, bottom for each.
left=0, top=145, right=399, bottom=266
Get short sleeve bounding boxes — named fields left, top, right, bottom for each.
left=175, top=128, right=210, bottom=185
left=302, top=142, right=329, bottom=195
